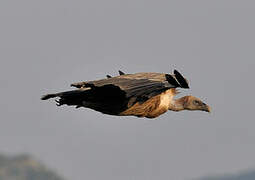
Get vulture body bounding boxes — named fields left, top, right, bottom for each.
left=41, top=70, right=210, bottom=118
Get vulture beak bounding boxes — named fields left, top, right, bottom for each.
left=203, top=104, right=211, bottom=113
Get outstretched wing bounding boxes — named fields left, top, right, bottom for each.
left=71, top=70, right=189, bottom=106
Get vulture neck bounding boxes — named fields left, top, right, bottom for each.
left=169, top=96, right=188, bottom=111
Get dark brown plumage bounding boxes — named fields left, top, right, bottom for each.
left=41, top=70, right=210, bottom=118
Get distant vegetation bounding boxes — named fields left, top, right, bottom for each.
left=1, top=153, right=254, bottom=180
left=0, top=154, right=64, bottom=180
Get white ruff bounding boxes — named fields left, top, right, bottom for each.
left=159, top=90, right=174, bottom=109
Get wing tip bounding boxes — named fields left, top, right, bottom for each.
left=118, top=70, right=125, bottom=75
left=71, top=83, right=82, bottom=88
left=173, top=69, right=189, bottom=89
left=165, top=74, right=181, bottom=87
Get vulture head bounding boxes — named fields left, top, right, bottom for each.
left=183, top=96, right=211, bottom=113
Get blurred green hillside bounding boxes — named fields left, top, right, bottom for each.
left=0, top=154, right=64, bottom=180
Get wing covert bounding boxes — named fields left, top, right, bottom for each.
left=70, top=70, right=189, bottom=106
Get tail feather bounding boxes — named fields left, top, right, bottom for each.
left=41, top=89, right=89, bottom=107
left=41, top=93, right=58, bottom=100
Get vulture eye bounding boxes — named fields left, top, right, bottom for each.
left=193, top=100, right=200, bottom=105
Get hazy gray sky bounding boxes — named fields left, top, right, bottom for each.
left=0, top=0, right=255, bottom=180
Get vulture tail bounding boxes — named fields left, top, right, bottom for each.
left=41, top=90, right=89, bottom=106
left=41, top=93, right=58, bottom=100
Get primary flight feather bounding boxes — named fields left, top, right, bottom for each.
left=41, top=70, right=211, bottom=118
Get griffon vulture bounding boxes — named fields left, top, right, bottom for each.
left=41, top=70, right=210, bottom=118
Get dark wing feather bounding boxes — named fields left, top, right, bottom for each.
left=71, top=72, right=182, bottom=106
left=174, top=70, right=189, bottom=88
left=118, top=70, right=125, bottom=75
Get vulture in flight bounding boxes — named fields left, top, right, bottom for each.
left=41, top=70, right=211, bottom=118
